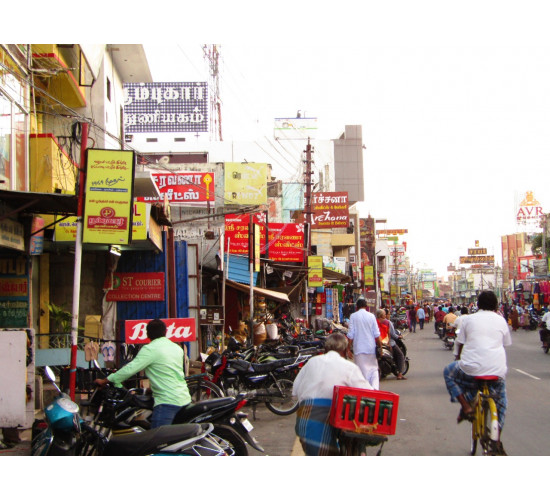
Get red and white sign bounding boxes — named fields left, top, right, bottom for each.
left=125, top=318, right=197, bottom=344
left=104, top=272, right=165, bottom=301
left=137, top=172, right=215, bottom=206
left=311, top=192, right=349, bottom=228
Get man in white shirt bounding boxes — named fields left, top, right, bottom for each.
left=540, top=309, right=550, bottom=348
left=347, top=298, right=383, bottom=390
left=443, top=291, right=512, bottom=431
left=293, top=332, right=373, bottom=455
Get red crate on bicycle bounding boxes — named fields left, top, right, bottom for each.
left=329, top=386, right=400, bottom=436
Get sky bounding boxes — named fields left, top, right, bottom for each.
left=18, top=1, right=550, bottom=278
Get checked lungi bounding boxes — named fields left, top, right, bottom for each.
left=443, top=360, right=507, bottom=429
left=295, top=398, right=340, bottom=456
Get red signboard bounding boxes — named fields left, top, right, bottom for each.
left=137, top=172, right=215, bottom=206
left=225, top=214, right=304, bottom=262
left=311, top=192, right=349, bottom=228
left=125, top=318, right=197, bottom=344
left=104, top=272, right=165, bottom=301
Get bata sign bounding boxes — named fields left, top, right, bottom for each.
left=125, top=318, right=196, bottom=344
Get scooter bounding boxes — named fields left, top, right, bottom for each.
left=32, top=367, right=228, bottom=456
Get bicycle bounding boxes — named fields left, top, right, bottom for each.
left=469, top=376, right=506, bottom=456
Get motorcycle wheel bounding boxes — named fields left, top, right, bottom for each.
left=544, top=345, right=550, bottom=354
left=186, top=378, right=224, bottom=402
left=401, top=359, right=410, bottom=376
left=265, top=378, right=299, bottom=416
left=209, top=425, right=249, bottom=456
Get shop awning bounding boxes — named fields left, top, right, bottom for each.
left=226, top=279, right=290, bottom=303
left=0, top=190, right=78, bottom=220
left=322, top=267, right=352, bottom=283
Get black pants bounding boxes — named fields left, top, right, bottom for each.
left=391, top=344, right=405, bottom=374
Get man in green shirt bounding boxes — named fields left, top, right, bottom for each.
left=95, top=319, right=191, bottom=428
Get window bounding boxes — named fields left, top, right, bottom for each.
left=106, top=77, right=111, bottom=102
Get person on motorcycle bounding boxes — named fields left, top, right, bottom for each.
left=292, top=332, right=373, bottom=455
left=434, top=306, right=446, bottom=333
left=539, top=308, right=550, bottom=348
left=94, top=319, right=191, bottom=428
left=443, top=291, right=512, bottom=430
left=376, top=309, right=406, bottom=380
left=443, top=307, right=458, bottom=332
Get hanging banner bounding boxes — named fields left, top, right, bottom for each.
left=29, top=216, right=45, bottom=255
left=137, top=171, right=215, bottom=206
left=83, top=149, right=135, bottom=245
left=311, top=192, right=349, bottom=228
left=364, top=265, right=374, bottom=286
left=224, top=163, right=267, bottom=205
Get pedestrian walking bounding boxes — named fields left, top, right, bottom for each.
left=347, top=298, right=383, bottom=390
left=408, top=305, right=417, bottom=333
left=417, top=306, right=426, bottom=330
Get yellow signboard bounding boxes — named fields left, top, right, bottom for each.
left=364, top=265, right=374, bottom=286
left=83, top=149, right=135, bottom=245
left=224, top=162, right=267, bottom=205
left=308, top=256, right=323, bottom=287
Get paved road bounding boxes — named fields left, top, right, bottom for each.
left=247, top=319, right=550, bottom=456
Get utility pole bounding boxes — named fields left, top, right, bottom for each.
left=303, top=139, right=314, bottom=327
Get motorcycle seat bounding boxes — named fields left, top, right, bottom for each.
left=103, top=423, right=205, bottom=456
left=174, top=397, right=238, bottom=422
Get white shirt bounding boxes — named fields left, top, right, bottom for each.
left=457, top=310, right=512, bottom=378
left=292, top=351, right=373, bottom=402
left=541, top=311, right=550, bottom=329
left=347, top=308, right=380, bottom=355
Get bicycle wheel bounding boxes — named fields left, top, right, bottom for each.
left=186, top=378, right=224, bottom=402
left=481, top=399, right=500, bottom=455
left=470, top=422, right=478, bottom=456
left=265, top=378, right=299, bottom=416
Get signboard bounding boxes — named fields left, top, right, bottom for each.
left=311, top=192, right=349, bottom=228
left=199, top=306, right=224, bottom=325
left=364, top=265, right=374, bottom=286
left=125, top=318, right=196, bottom=344
left=29, top=217, right=45, bottom=255
left=533, top=259, right=549, bottom=278
left=123, top=82, right=208, bottom=134
left=274, top=117, right=318, bottom=140
left=137, top=172, right=215, bottom=206
left=308, top=256, right=324, bottom=287
left=83, top=149, right=135, bottom=245
left=0, top=257, right=29, bottom=328
left=468, top=248, right=487, bottom=255
left=104, top=272, right=165, bottom=301
left=376, top=229, right=408, bottom=236
left=459, top=255, right=495, bottom=265
left=516, top=191, right=544, bottom=230
left=225, top=214, right=304, bottom=262
left=0, top=219, right=24, bottom=251
left=224, top=163, right=267, bottom=205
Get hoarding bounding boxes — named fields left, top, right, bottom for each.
left=224, top=163, right=268, bottom=205
left=308, top=256, right=324, bottom=287
left=104, top=272, right=165, bottom=301
left=311, top=192, right=349, bottom=228
left=137, top=171, right=215, bottom=206
left=83, top=149, right=135, bottom=245
left=123, top=82, right=208, bottom=134
left=125, top=318, right=196, bottom=344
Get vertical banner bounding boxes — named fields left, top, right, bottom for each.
left=364, top=265, right=374, bottom=286
left=83, top=149, right=135, bottom=245
left=308, top=255, right=323, bottom=288
left=254, top=224, right=261, bottom=272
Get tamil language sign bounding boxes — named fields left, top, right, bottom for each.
left=468, top=248, right=488, bottom=255
left=125, top=318, right=196, bottom=344
left=311, top=192, right=349, bottom=228
left=0, top=257, right=29, bottom=328
left=104, top=272, right=165, bottom=301
left=224, top=163, right=268, bottom=205
left=308, top=256, right=324, bottom=287
left=224, top=214, right=304, bottom=262
left=459, top=255, right=495, bottom=265
left=516, top=191, right=544, bottom=229
left=123, top=82, right=208, bottom=134
left=376, top=229, right=408, bottom=236
left=83, top=149, right=135, bottom=245
left=137, top=171, right=215, bottom=206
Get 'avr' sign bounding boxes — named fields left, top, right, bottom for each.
left=125, top=318, right=196, bottom=344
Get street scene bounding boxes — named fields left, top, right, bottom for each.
left=2, top=7, right=550, bottom=476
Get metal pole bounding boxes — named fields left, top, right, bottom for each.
left=69, top=121, right=88, bottom=401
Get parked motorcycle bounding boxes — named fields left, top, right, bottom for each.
left=32, top=367, right=227, bottom=456
left=378, top=335, right=410, bottom=379
left=204, top=350, right=304, bottom=417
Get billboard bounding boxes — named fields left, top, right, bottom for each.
left=83, top=149, right=135, bottom=245
left=137, top=171, right=215, bottom=206
left=123, top=82, right=208, bottom=134
left=224, top=163, right=268, bottom=205
left=311, top=192, right=349, bottom=228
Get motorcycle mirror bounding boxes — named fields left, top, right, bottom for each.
left=44, top=366, right=62, bottom=394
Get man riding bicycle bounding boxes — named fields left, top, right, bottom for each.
left=443, top=291, right=512, bottom=431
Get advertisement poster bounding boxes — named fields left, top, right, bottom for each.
left=0, top=257, right=29, bottom=328
left=83, top=149, right=135, bottom=245
left=224, top=162, right=267, bottom=205
left=311, top=192, right=349, bottom=228
left=104, top=272, right=165, bottom=301
left=137, top=171, right=215, bottom=206
left=308, top=255, right=324, bottom=287
left=125, top=318, right=196, bottom=344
